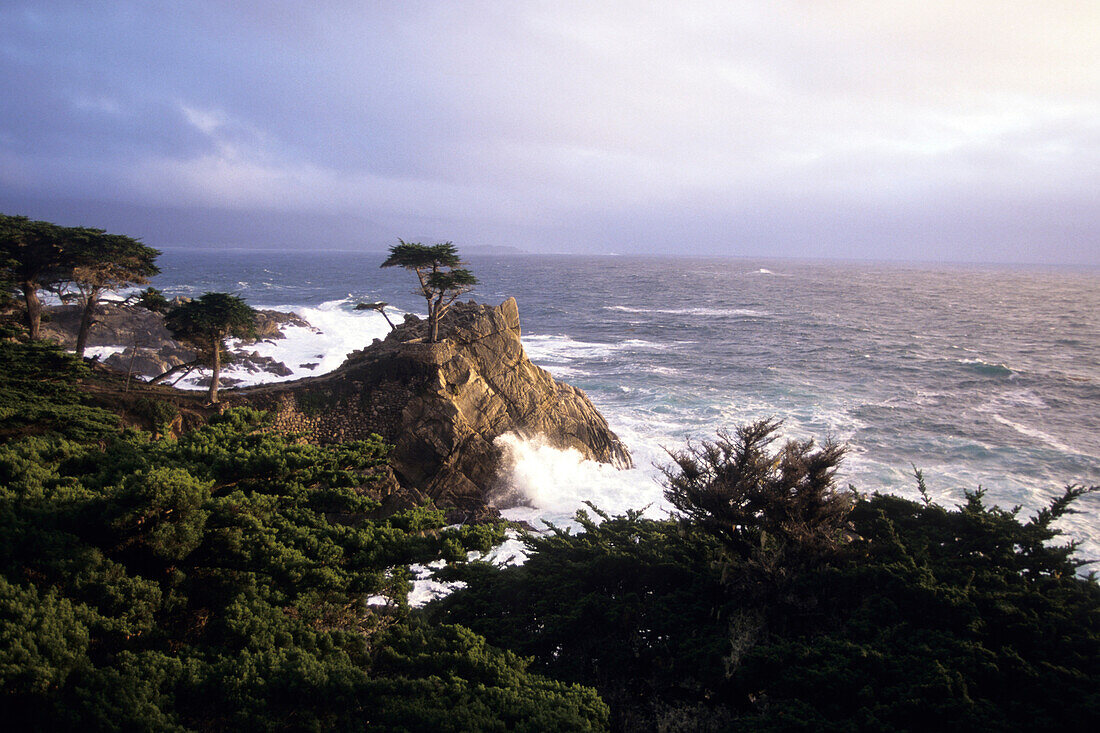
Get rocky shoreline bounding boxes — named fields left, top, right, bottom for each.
left=47, top=297, right=631, bottom=522
left=40, top=301, right=315, bottom=385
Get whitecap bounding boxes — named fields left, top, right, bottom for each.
left=991, top=414, right=1091, bottom=457
left=604, top=306, right=768, bottom=318
left=522, top=334, right=620, bottom=362
left=956, top=358, right=1013, bottom=376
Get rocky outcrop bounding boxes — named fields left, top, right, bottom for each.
left=40, top=303, right=309, bottom=380
left=226, top=298, right=631, bottom=517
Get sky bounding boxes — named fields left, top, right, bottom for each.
left=1, top=1, right=1098, bottom=264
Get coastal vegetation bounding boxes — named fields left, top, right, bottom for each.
left=0, top=214, right=159, bottom=345
left=1, top=336, right=1096, bottom=730
left=0, top=341, right=606, bottom=730
left=0, top=215, right=1097, bottom=730
left=437, top=427, right=1100, bottom=730
left=163, top=293, right=258, bottom=404
left=381, top=240, right=478, bottom=343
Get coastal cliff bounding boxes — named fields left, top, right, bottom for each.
left=224, top=298, right=631, bottom=516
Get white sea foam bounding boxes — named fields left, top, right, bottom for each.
left=175, top=298, right=399, bottom=389
left=604, top=305, right=768, bottom=318
left=521, top=334, right=620, bottom=363
left=466, top=532, right=528, bottom=567
left=493, top=433, right=667, bottom=528
left=991, top=414, right=1086, bottom=457
left=85, top=345, right=128, bottom=361
left=407, top=560, right=467, bottom=607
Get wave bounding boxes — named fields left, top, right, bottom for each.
left=956, top=358, right=1013, bottom=377
left=991, top=414, right=1088, bottom=457
left=522, top=335, right=621, bottom=363
left=604, top=305, right=768, bottom=318
left=175, top=298, right=399, bottom=390
left=493, top=433, right=665, bottom=528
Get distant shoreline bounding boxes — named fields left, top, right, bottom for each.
left=153, top=246, right=1100, bottom=272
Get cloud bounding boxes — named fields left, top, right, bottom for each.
left=0, top=1, right=1098, bottom=262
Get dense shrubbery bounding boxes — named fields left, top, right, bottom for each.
left=0, top=342, right=607, bottom=730
left=3, top=341, right=1098, bottom=731
left=438, top=423, right=1100, bottom=731
left=0, top=341, right=120, bottom=441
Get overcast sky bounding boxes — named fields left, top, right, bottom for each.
left=1, top=1, right=1098, bottom=264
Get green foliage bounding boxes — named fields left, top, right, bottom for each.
left=1, top=214, right=158, bottom=347
left=0, top=341, right=120, bottom=442
left=380, top=239, right=478, bottom=342
left=662, top=418, right=853, bottom=587
left=441, top=437, right=1100, bottom=731
left=165, top=292, right=258, bottom=402
left=0, top=361, right=596, bottom=730
left=0, top=214, right=66, bottom=284
left=134, top=286, right=170, bottom=313
left=0, top=214, right=71, bottom=339
left=132, top=397, right=179, bottom=435
left=164, top=292, right=257, bottom=346
left=435, top=507, right=730, bottom=730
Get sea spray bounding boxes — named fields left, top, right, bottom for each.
left=493, top=432, right=667, bottom=527
left=174, top=298, right=401, bottom=389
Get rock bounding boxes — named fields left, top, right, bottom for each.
left=40, top=303, right=179, bottom=352
left=40, top=302, right=302, bottom=381
left=225, top=298, right=631, bottom=516
left=242, top=310, right=316, bottom=343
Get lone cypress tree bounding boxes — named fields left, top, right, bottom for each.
left=164, top=293, right=256, bottom=403
left=380, top=240, right=478, bottom=343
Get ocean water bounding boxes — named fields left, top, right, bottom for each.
left=150, top=250, right=1100, bottom=561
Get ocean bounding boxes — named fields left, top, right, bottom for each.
left=147, top=249, right=1100, bottom=561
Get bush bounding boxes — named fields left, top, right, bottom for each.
left=440, top=426, right=1100, bottom=731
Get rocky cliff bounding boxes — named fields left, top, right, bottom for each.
left=225, top=298, right=632, bottom=517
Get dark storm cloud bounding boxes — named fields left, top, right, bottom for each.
left=1, top=1, right=1098, bottom=263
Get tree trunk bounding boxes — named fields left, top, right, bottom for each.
left=21, top=281, right=41, bottom=340
left=75, top=295, right=97, bottom=357
left=208, top=336, right=221, bottom=404
left=150, top=360, right=200, bottom=385
left=429, top=300, right=440, bottom=343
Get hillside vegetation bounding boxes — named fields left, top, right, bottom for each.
left=1, top=339, right=1097, bottom=731
left=0, top=341, right=607, bottom=730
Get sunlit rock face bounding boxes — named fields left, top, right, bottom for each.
left=230, top=298, right=631, bottom=518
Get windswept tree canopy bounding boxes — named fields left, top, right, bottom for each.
left=0, top=215, right=72, bottom=339
left=381, top=240, right=478, bottom=342
left=165, top=293, right=256, bottom=403
left=1, top=214, right=160, bottom=345
left=165, top=292, right=256, bottom=345
left=66, top=230, right=160, bottom=293
left=0, top=214, right=68, bottom=284
left=62, top=230, right=161, bottom=356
